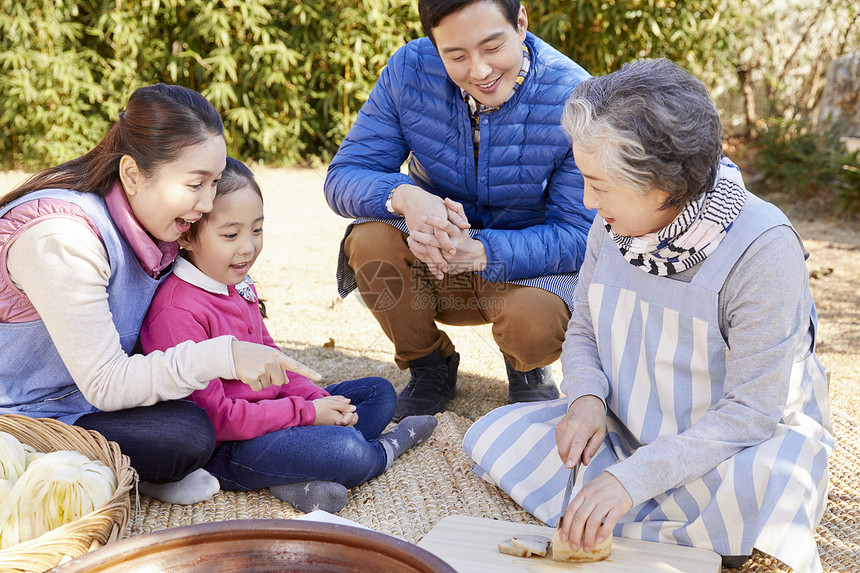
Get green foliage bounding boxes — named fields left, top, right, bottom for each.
left=0, top=1, right=109, bottom=168
left=528, top=0, right=727, bottom=79
left=0, top=0, right=857, bottom=203
left=0, top=0, right=726, bottom=169
left=0, top=0, right=419, bottom=169
left=279, top=0, right=421, bottom=161
left=834, top=154, right=860, bottom=217
left=752, top=116, right=860, bottom=217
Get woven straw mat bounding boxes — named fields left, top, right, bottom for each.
left=125, top=411, right=860, bottom=573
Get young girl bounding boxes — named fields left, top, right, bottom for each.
left=141, top=158, right=437, bottom=513
left=0, top=84, right=319, bottom=505
left=464, top=60, right=832, bottom=571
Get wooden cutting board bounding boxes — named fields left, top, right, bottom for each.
left=416, top=516, right=721, bottom=572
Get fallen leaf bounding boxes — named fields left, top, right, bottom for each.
left=809, top=267, right=834, bottom=279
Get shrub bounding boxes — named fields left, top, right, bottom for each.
left=528, top=0, right=724, bottom=78
left=834, top=153, right=860, bottom=217
left=1, top=0, right=857, bottom=191
left=0, top=2, right=109, bottom=169
left=751, top=116, right=860, bottom=217
left=0, top=0, right=420, bottom=169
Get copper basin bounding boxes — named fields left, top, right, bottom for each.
left=52, top=519, right=457, bottom=572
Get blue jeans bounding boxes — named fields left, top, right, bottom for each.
left=205, top=377, right=396, bottom=490
left=76, top=400, right=216, bottom=483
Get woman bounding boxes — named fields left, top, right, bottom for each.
left=0, top=84, right=319, bottom=504
left=463, top=59, right=832, bottom=571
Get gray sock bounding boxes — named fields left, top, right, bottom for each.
left=379, top=415, right=438, bottom=469
left=139, top=468, right=220, bottom=505
left=269, top=480, right=348, bottom=513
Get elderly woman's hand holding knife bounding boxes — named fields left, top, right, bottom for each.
left=555, top=394, right=633, bottom=554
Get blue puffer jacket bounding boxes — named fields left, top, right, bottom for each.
left=325, top=33, right=594, bottom=282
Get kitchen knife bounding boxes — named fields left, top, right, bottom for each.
left=557, top=463, right=578, bottom=529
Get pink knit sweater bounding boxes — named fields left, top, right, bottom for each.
left=141, top=258, right=329, bottom=443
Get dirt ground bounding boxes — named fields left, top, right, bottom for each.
left=1, top=167, right=858, bottom=425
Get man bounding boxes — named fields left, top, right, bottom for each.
left=325, top=0, right=593, bottom=420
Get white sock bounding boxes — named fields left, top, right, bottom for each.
left=139, top=468, right=220, bottom=505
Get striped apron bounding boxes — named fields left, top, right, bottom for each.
left=464, top=198, right=833, bottom=572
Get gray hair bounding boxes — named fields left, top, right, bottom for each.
left=562, top=59, right=722, bottom=209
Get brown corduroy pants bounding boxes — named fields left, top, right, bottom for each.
left=343, top=222, right=570, bottom=371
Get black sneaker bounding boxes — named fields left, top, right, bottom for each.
left=505, top=356, right=560, bottom=403
left=393, top=350, right=459, bottom=422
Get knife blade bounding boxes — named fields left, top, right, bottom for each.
left=557, top=463, right=578, bottom=529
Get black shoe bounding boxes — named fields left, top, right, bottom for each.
left=393, top=350, right=459, bottom=422
left=505, top=356, right=560, bottom=403
left=720, top=555, right=750, bottom=569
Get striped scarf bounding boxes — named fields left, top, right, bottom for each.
left=609, top=157, right=748, bottom=276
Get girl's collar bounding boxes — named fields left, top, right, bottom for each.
left=172, top=256, right=257, bottom=302
left=172, top=256, right=229, bottom=294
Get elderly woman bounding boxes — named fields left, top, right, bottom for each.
left=463, top=59, right=832, bottom=571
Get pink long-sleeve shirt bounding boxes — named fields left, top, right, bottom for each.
left=141, top=257, right=329, bottom=443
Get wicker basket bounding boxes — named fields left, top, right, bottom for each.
left=0, top=414, right=134, bottom=573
